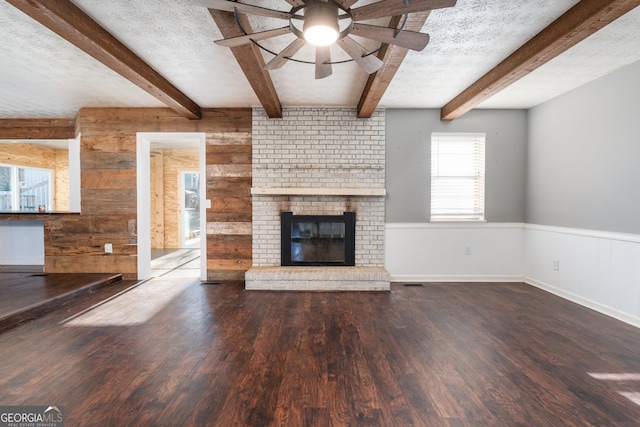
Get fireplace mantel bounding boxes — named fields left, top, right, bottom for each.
left=251, top=187, right=386, bottom=197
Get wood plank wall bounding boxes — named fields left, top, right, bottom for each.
left=45, top=128, right=139, bottom=276
left=42, top=108, right=252, bottom=281
left=0, top=118, right=75, bottom=139
left=206, top=131, right=252, bottom=281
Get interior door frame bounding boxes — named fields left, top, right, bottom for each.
left=136, top=132, right=207, bottom=281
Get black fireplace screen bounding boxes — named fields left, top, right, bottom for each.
left=281, top=212, right=355, bottom=266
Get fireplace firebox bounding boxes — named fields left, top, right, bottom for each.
left=281, top=211, right=355, bottom=266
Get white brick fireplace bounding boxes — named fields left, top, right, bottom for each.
left=245, top=107, right=390, bottom=291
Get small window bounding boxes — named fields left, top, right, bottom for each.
left=0, top=164, right=53, bottom=212
left=430, top=133, right=485, bottom=221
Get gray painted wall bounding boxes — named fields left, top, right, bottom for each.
left=386, top=109, right=527, bottom=223
left=527, top=60, right=640, bottom=234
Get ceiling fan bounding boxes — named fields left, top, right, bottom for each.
left=193, top=0, right=457, bottom=79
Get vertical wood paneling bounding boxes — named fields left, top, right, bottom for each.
left=41, top=108, right=251, bottom=281
left=54, top=149, right=69, bottom=211
left=150, top=149, right=164, bottom=248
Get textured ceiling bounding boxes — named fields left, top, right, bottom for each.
left=0, top=0, right=639, bottom=119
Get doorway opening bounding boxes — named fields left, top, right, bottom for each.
left=137, top=133, right=207, bottom=281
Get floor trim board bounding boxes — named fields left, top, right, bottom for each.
left=389, top=274, right=525, bottom=283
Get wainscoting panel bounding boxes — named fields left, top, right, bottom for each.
left=385, top=223, right=525, bottom=282
left=0, top=221, right=44, bottom=265
left=525, top=224, right=640, bottom=327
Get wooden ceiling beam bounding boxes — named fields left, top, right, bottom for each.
left=357, top=12, right=430, bottom=118
left=6, top=0, right=202, bottom=120
left=0, top=118, right=76, bottom=139
left=208, top=10, right=283, bottom=119
left=440, top=0, right=640, bottom=121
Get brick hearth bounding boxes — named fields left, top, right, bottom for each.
left=245, top=266, right=390, bottom=291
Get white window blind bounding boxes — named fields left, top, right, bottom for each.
left=430, top=133, right=485, bottom=221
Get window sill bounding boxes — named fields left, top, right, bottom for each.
left=429, top=219, right=487, bottom=223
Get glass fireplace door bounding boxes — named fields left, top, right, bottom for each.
left=281, top=212, right=355, bottom=266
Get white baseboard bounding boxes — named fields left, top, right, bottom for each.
left=390, top=275, right=525, bottom=283
left=525, top=276, right=640, bottom=328
left=0, top=258, right=44, bottom=265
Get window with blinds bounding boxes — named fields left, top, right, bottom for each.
left=0, top=164, right=53, bottom=212
left=430, top=133, right=485, bottom=221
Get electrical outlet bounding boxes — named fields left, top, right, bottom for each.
left=104, top=243, right=113, bottom=254
left=552, top=260, right=560, bottom=271
left=464, top=245, right=472, bottom=255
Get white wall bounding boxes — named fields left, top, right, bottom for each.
left=527, top=60, right=640, bottom=233
left=0, top=221, right=44, bottom=265
left=524, top=59, right=640, bottom=328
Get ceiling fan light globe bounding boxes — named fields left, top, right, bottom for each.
left=304, top=25, right=339, bottom=46
left=303, top=1, right=340, bottom=46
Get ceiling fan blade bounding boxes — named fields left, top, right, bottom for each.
left=335, top=37, right=383, bottom=74
left=335, top=0, right=359, bottom=9
left=282, top=0, right=304, bottom=6
left=191, top=0, right=292, bottom=20
left=263, top=38, right=306, bottom=70
left=351, top=0, right=457, bottom=21
left=352, top=23, right=430, bottom=51
left=214, top=27, right=292, bottom=48
left=315, top=45, right=332, bottom=79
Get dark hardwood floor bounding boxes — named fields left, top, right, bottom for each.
left=1, top=280, right=640, bottom=426
left=0, top=271, right=125, bottom=331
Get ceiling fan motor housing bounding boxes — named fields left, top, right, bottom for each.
left=303, top=0, right=340, bottom=46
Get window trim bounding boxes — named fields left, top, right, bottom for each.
left=430, top=132, right=486, bottom=222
